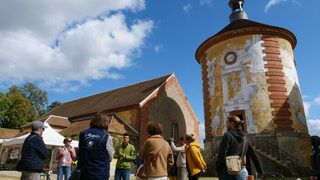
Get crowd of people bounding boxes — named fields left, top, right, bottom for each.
left=16, top=111, right=319, bottom=180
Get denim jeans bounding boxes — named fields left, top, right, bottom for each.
left=218, top=167, right=248, bottom=180
left=115, top=168, right=131, bottom=180
left=235, top=168, right=248, bottom=180
left=57, top=166, right=72, bottom=180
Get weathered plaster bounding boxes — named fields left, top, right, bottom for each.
left=278, top=39, right=308, bottom=133
left=165, top=81, right=197, bottom=137
left=117, top=109, right=137, bottom=125
left=204, top=35, right=274, bottom=135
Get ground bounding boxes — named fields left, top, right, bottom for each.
left=0, top=171, right=217, bottom=180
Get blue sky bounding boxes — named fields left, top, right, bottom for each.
left=0, top=0, right=320, bottom=140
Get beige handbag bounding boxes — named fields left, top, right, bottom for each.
left=225, top=136, right=247, bottom=175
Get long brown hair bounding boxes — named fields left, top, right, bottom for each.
left=90, top=112, right=111, bottom=130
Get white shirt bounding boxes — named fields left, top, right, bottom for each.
left=106, top=135, right=114, bottom=161
left=170, top=142, right=186, bottom=168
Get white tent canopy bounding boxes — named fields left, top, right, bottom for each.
left=2, top=122, right=78, bottom=147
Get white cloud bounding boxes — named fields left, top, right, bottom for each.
left=182, top=4, right=192, bottom=13
left=303, top=101, right=311, bottom=118
left=308, top=119, right=320, bottom=136
left=154, top=45, right=163, bottom=53
left=265, top=0, right=301, bottom=13
left=313, top=96, right=320, bottom=105
left=0, top=0, right=153, bottom=91
left=199, top=121, right=205, bottom=148
left=200, top=0, right=212, bottom=6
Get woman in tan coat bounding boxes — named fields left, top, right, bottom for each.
left=139, top=122, right=174, bottom=180
left=185, top=134, right=206, bottom=180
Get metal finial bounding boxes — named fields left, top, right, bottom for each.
left=228, top=0, right=245, bottom=12
left=228, top=0, right=248, bottom=22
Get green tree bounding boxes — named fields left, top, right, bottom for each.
left=0, top=92, right=12, bottom=127
left=20, top=83, right=48, bottom=117
left=47, top=101, right=62, bottom=112
left=1, top=92, right=34, bottom=129
left=8, top=83, right=48, bottom=118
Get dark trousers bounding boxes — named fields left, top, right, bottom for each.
left=189, top=171, right=204, bottom=180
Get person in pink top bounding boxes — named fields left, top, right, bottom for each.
left=56, top=137, right=76, bottom=180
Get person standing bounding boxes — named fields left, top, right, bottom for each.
left=216, top=116, right=263, bottom=180
left=114, top=133, right=136, bottom=180
left=170, top=137, right=188, bottom=180
left=185, top=134, right=206, bottom=180
left=310, top=135, right=320, bottom=180
left=78, top=112, right=114, bottom=180
left=20, top=121, right=49, bottom=180
left=56, top=137, right=76, bottom=180
left=139, top=122, right=174, bottom=180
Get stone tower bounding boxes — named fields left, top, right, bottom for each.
left=195, top=0, right=310, bottom=176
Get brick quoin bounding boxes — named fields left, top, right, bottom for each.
left=263, top=35, right=293, bottom=131
left=139, top=75, right=201, bottom=144
left=165, top=76, right=200, bottom=142
left=200, top=53, right=213, bottom=138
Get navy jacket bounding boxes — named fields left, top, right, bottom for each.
left=20, top=132, right=49, bottom=172
left=78, top=128, right=110, bottom=180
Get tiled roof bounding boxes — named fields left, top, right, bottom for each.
left=214, top=19, right=276, bottom=36
left=59, top=113, right=138, bottom=137
left=22, top=115, right=70, bottom=129
left=0, top=128, right=20, bottom=139
left=46, top=74, right=172, bottom=119
left=46, top=116, right=71, bottom=128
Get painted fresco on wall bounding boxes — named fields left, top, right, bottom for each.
left=278, top=39, right=308, bottom=133
left=205, top=35, right=273, bottom=136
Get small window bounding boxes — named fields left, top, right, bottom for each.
left=172, top=123, right=178, bottom=141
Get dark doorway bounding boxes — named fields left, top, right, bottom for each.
left=229, top=110, right=246, bottom=132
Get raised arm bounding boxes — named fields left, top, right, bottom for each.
left=170, top=142, right=185, bottom=152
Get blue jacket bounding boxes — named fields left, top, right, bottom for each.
left=78, top=128, right=111, bottom=180
left=20, top=132, right=49, bottom=172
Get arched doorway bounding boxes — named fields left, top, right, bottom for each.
left=147, top=96, right=187, bottom=141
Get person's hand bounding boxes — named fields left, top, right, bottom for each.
left=119, top=153, right=125, bottom=158
left=67, top=147, right=72, bottom=152
left=170, top=138, right=174, bottom=142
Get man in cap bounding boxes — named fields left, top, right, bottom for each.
left=19, top=121, right=49, bottom=180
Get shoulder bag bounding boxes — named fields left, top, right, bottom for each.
left=225, top=136, right=247, bottom=175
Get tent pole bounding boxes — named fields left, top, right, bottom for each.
left=49, top=148, right=54, bottom=170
